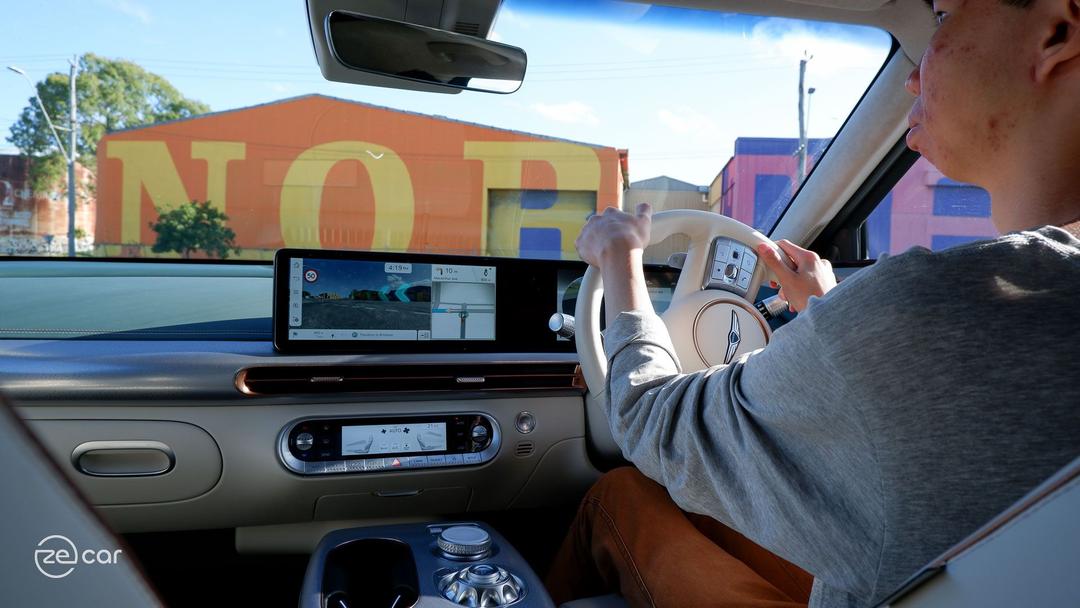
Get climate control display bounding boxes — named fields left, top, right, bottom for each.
left=279, top=413, right=499, bottom=475
left=341, top=422, right=447, bottom=456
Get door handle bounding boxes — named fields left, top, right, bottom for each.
left=71, top=441, right=175, bottom=477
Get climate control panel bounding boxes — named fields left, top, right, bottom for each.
left=278, top=413, right=500, bottom=475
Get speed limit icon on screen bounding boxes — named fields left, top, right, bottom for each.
left=303, top=269, right=318, bottom=283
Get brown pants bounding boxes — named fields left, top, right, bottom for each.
left=546, top=467, right=814, bottom=608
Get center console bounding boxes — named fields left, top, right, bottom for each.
left=299, top=522, right=555, bottom=608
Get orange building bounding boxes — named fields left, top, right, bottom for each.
left=95, top=94, right=627, bottom=260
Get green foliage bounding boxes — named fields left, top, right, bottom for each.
left=7, top=53, right=210, bottom=193
left=149, top=201, right=238, bottom=259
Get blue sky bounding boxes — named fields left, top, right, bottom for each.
left=0, top=0, right=892, bottom=186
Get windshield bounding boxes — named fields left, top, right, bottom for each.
left=1, top=0, right=891, bottom=263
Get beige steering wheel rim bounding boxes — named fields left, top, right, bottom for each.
left=574, top=209, right=783, bottom=397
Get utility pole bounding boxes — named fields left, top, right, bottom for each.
left=796, top=52, right=812, bottom=187
left=67, top=56, right=78, bottom=257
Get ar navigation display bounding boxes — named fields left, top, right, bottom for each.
left=287, top=258, right=496, bottom=341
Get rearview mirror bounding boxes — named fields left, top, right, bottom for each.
left=325, top=10, right=527, bottom=94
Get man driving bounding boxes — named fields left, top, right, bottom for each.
left=546, top=1, right=1080, bottom=606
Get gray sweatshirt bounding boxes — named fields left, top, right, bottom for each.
left=601, top=225, right=1080, bottom=607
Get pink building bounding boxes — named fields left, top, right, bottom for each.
left=865, top=157, right=997, bottom=256
left=710, top=138, right=997, bottom=256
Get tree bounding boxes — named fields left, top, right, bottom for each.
left=7, top=53, right=209, bottom=194
left=150, top=201, right=238, bottom=259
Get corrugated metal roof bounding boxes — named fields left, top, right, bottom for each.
left=629, top=175, right=706, bottom=192
left=103, top=93, right=613, bottom=150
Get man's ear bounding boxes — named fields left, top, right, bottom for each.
left=1035, top=0, right=1080, bottom=83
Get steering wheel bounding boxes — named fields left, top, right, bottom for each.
left=575, top=210, right=785, bottom=425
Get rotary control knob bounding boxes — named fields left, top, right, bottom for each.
left=438, top=526, right=492, bottom=559
left=294, top=432, right=314, bottom=451
left=471, top=424, right=490, bottom=446
left=724, top=263, right=739, bottom=280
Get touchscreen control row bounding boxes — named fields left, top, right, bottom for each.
left=278, top=413, right=500, bottom=476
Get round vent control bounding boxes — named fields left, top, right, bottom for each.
left=438, top=526, right=492, bottom=559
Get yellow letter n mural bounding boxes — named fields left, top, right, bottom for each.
left=105, top=140, right=245, bottom=251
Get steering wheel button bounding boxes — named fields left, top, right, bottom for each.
left=736, top=271, right=752, bottom=290
left=724, top=263, right=739, bottom=279
left=713, top=241, right=730, bottom=262
left=741, top=252, right=757, bottom=272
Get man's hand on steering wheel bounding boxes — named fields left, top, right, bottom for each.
left=575, top=203, right=653, bottom=268
left=756, top=240, right=837, bottom=313
left=575, top=203, right=656, bottom=327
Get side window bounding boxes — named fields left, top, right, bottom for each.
left=864, top=157, right=998, bottom=258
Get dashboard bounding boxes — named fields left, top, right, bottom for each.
left=0, top=256, right=678, bottom=542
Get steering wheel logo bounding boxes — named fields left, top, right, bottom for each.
left=723, top=310, right=742, bottom=365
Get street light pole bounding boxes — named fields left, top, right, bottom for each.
left=67, top=56, right=79, bottom=257
left=6, top=61, right=79, bottom=257
left=6, top=66, right=69, bottom=162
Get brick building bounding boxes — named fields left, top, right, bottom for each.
left=0, top=155, right=96, bottom=255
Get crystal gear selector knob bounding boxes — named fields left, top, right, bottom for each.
left=437, top=563, right=526, bottom=607
left=438, top=525, right=493, bottom=559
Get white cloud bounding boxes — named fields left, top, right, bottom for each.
left=532, top=101, right=600, bottom=126
left=749, top=18, right=885, bottom=75
left=657, top=106, right=718, bottom=136
left=99, top=0, right=152, bottom=24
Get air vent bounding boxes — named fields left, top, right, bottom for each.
left=236, top=363, right=585, bottom=397
left=454, top=21, right=481, bottom=36
left=514, top=441, right=535, bottom=458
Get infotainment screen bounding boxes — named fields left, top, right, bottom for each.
left=273, top=248, right=681, bottom=354
left=341, top=421, right=447, bottom=456
left=286, top=258, right=496, bottom=341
